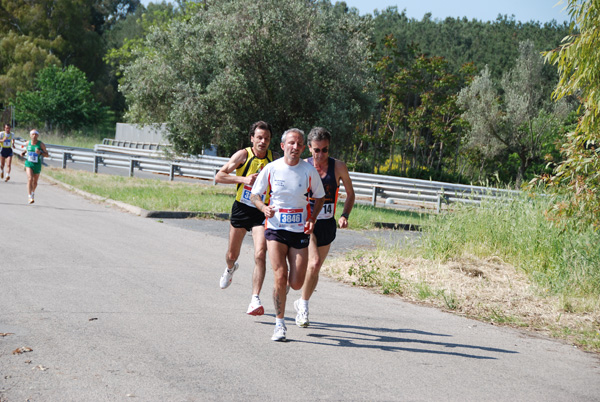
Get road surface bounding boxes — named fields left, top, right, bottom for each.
left=1, top=164, right=599, bottom=401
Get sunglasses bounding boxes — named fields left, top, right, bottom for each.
left=311, top=147, right=329, bottom=154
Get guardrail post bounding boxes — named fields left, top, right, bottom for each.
left=170, top=164, right=176, bottom=181
left=129, top=159, right=136, bottom=177
left=372, top=186, right=378, bottom=206
left=94, top=155, right=101, bottom=173
left=62, top=152, right=69, bottom=169
left=436, top=190, right=446, bottom=213
left=213, top=168, right=220, bottom=185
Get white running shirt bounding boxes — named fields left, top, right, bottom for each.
left=251, top=158, right=325, bottom=233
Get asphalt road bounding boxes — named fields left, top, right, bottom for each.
left=1, top=164, right=599, bottom=401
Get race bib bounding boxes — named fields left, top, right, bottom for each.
left=3, top=139, right=10, bottom=147
left=240, top=185, right=265, bottom=208
left=27, top=152, right=39, bottom=163
left=273, top=208, right=304, bottom=231
left=317, top=203, right=335, bottom=220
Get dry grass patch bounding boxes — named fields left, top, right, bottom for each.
left=324, top=252, right=600, bottom=352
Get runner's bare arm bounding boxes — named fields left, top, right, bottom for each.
left=336, top=160, right=355, bottom=229
left=305, top=197, right=325, bottom=234
left=214, top=149, right=257, bottom=185
left=38, top=142, right=49, bottom=157
left=250, top=193, right=274, bottom=218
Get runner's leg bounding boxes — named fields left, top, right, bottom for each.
left=287, top=246, right=309, bottom=291
left=302, top=237, right=331, bottom=300
left=226, top=225, right=247, bottom=269
left=267, top=240, right=290, bottom=319
left=250, top=225, right=267, bottom=296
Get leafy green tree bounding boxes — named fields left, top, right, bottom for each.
left=457, top=40, right=569, bottom=185
left=361, top=34, right=473, bottom=179
left=119, top=0, right=374, bottom=157
left=0, top=0, right=140, bottom=108
left=14, top=65, right=109, bottom=131
left=0, top=32, right=61, bottom=103
left=534, top=0, right=600, bottom=230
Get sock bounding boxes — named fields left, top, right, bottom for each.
left=299, top=299, right=309, bottom=310
left=275, top=317, right=285, bottom=327
left=252, top=294, right=260, bottom=300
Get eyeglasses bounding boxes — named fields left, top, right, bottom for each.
left=311, top=147, right=328, bottom=154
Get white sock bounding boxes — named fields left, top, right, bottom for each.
left=299, top=299, right=309, bottom=310
left=252, top=294, right=260, bottom=300
left=276, top=317, right=285, bottom=327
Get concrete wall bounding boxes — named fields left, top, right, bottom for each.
left=115, top=123, right=170, bottom=144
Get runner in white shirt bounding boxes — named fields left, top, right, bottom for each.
left=251, top=128, right=325, bottom=342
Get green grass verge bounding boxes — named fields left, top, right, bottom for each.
left=44, top=167, right=426, bottom=229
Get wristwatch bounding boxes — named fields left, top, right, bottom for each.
left=341, top=213, right=349, bottom=220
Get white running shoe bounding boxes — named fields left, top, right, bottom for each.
left=28, top=195, right=34, bottom=204
left=219, top=262, right=238, bottom=289
left=294, top=299, right=309, bottom=328
left=246, top=296, right=264, bottom=316
left=4, top=174, right=9, bottom=182
left=271, top=324, right=287, bottom=342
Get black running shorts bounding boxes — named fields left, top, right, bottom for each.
left=265, top=229, right=310, bottom=249
left=313, top=218, right=337, bottom=247
left=230, top=200, right=265, bottom=231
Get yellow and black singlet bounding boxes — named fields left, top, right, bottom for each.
left=235, top=147, right=273, bottom=208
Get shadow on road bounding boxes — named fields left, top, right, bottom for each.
left=258, top=317, right=517, bottom=359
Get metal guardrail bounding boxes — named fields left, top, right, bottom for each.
left=13, top=138, right=519, bottom=212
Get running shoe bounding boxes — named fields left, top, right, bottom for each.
left=246, top=296, right=264, bottom=316
left=219, top=262, right=238, bottom=289
left=271, top=324, right=287, bottom=342
left=5, top=174, right=9, bottom=182
left=0, top=170, right=3, bottom=179
left=28, top=196, right=34, bottom=204
left=294, top=299, right=309, bottom=328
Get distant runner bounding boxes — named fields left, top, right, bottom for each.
left=0, top=123, right=14, bottom=182
left=21, top=129, right=48, bottom=204
left=215, top=121, right=278, bottom=316
left=250, top=128, right=325, bottom=342
left=294, top=127, right=355, bottom=328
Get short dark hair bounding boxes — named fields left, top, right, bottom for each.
left=249, top=121, right=272, bottom=138
left=307, top=127, right=331, bottom=145
left=4, top=123, right=10, bottom=128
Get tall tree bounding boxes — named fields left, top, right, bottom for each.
left=457, top=40, right=569, bottom=185
left=119, top=0, right=374, bottom=157
left=534, top=0, right=600, bottom=230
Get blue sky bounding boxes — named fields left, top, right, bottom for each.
left=342, top=0, right=569, bottom=23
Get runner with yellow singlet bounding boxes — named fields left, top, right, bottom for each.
left=0, top=123, right=15, bottom=182
left=20, top=129, right=48, bottom=204
left=215, top=121, right=279, bottom=316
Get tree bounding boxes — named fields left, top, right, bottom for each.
left=0, top=32, right=61, bottom=102
left=362, top=34, right=474, bottom=180
left=534, top=0, right=600, bottom=230
left=457, top=40, right=569, bottom=185
left=14, top=65, right=109, bottom=131
left=119, top=0, right=374, bottom=157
